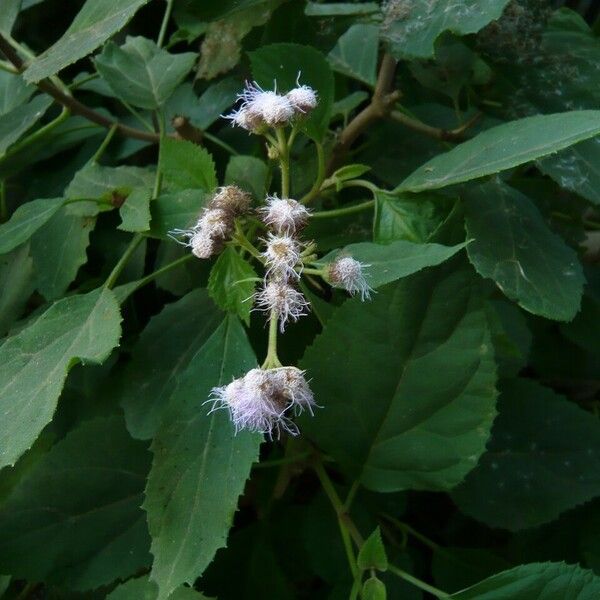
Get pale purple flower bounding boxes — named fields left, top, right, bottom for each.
left=259, top=195, right=310, bottom=234
left=286, top=85, right=318, bottom=114
left=328, top=256, right=373, bottom=300
left=262, top=233, right=302, bottom=280
left=255, top=280, right=309, bottom=331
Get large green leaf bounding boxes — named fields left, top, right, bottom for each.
left=397, top=111, right=600, bottom=193
left=224, top=155, right=267, bottom=200
left=24, top=0, right=152, bottom=82
left=0, top=71, right=33, bottom=115
left=108, top=575, right=209, bottom=599
left=452, top=378, right=600, bottom=531
left=250, top=43, right=334, bottom=142
left=159, top=138, right=217, bottom=192
left=0, top=197, right=64, bottom=254
left=0, top=288, right=121, bottom=468
left=0, top=95, right=52, bottom=155
left=120, top=289, right=222, bottom=440
left=0, top=0, right=21, bottom=35
left=450, top=562, right=600, bottom=599
left=301, top=263, right=497, bottom=492
left=149, top=189, right=206, bottom=239
left=145, top=316, right=261, bottom=600
left=95, top=37, right=196, bottom=109
left=317, top=239, right=468, bottom=289
left=328, top=24, right=379, bottom=87
left=464, top=180, right=584, bottom=321
left=381, top=0, right=511, bottom=60
left=0, top=243, right=35, bottom=335
left=208, top=247, right=257, bottom=325
left=30, top=206, right=95, bottom=300
left=0, top=416, right=151, bottom=589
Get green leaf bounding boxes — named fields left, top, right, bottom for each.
left=357, top=528, right=388, bottom=571
left=108, top=576, right=209, bottom=600
left=250, top=43, right=334, bottom=142
left=362, top=577, right=387, bottom=600
left=381, top=0, right=511, bottom=60
left=23, top=0, right=152, bottom=83
left=317, top=239, right=468, bottom=289
left=0, top=288, right=121, bottom=468
left=0, top=416, right=151, bottom=589
left=301, top=263, right=497, bottom=492
left=30, top=206, right=95, bottom=300
left=149, top=189, right=206, bottom=239
left=0, top=71, right=33, bottom=115
left=331, top=163, right=371, bottom=183
left=120, top=289, right=222, bottom=440
left=464, top=180, right=584, bottom=321
left=95, top=37, right=196, bottom=109
left=0, top=94, right=52, bottom=155
left=452, top=378, right=600, bottom=531
left=305, top=2, right=379, bottom=16
left=145, top=316, right=261, bottom=600
left=159, top=138, right=217, bottom=192
left=0, top=243, right=35, bottom=335
left=0, top=0, right=21, bottom=35
left=449, top=562, right=600, bottom=599
left=0, top=197, right=63, bottom=254
left=119, top=187, right=152, bottom=232
left=208, top=247, right=257, bottom=325
left=225, top=155, right=267, bottom=200
left=328, top=24, right=379, bottom=86
left=397, top=111, right=600, bottom=193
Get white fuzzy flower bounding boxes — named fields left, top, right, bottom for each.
left=272, top=366, right=317, bottom=416
left=259, top=195, right=310, bottom=234
left=224, top=105, right=264, bottom=132
left=328, top=256, right=373, bottom=300
left=286, top=85, right=318, bottom=114
left=250, top=90, right=294, bottom=127
left=196, top=208, right=232, bottom=238
left=189, top=229, right=216, bottom=259
left=255, top=280, right=309, bottom=331
left=262, top=233, right=302, bottom=280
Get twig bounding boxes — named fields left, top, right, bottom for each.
left=0, top=32, right=161, bottom=143
left=326, top=53, right=400, bottom=175
left=390, top=109, right=481, bottom=142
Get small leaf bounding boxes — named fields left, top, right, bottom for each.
left=0, top=416, right=151, bottom=590
left=452, top=378, right=600, bottom=531
left=119, top=187, right=152, bottom=232
left=0, top=197, right=64, bottom=254
left=301, top=263, right=497, bottom=492
left=450, top=562, right=600, bottom=599
left=329, top=24, right=379, bottom=86
left=208, top=247, right=258, bottom=325
left=381, top=0, right=511, bottom=60
left=357, top=528, right=388, bottom=571
left=120, top=289, right=222, bottom=440
left=464, top=180, right=584, bottom=321
left=0, top=94, right=52, bottom=154
left=397, top=111, right=600, bottom=193
left=0, top=288, right=121, bottom=469
left=250, top=43, right=334, bottom=142
left=150, top=189, right=206, bottom=239
left=317, top=239, right=468, bottom=289
left=159, top=138, right=217, bottom=192
left=332, top=163, right=371, bottom=183
left=0, top=71, right=33, bottom=115
left=24, top=0, right=152, bottom=82
left=225, top=155, right=267, bottom=200
left=362, top=577, right=387, bottom=600
left=145, top=317, right=261, bottom=600
left=95, top=37, right=196, bottom=109
left=30, top=206, right=95, bottom=300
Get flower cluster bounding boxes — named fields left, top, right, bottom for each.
left=327, top=256, right=373, bottom=301
left=226, top=81, right=318, bottom=132
left=170, top=185, right=251, bottom=259
left=209, top=367, right=316, bottom=437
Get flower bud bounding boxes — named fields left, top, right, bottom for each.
left=255, top=280, right=309, bottom=331
left=259, top=195, right=310, bottom=235
left=189, top=230, right=216, bottom=259
left=262, top=233, right=302, bottom=280
left=286, top=85, right=318, bottom=114
left=196, top=207, right=232, bottom=239
left=210, top=185, right=252, bottom=216
left=327, top=256, right=373, bottom=300
left=271, top=366, right=316, bottom=416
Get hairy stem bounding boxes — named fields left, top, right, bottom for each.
left=311, top=200, right=375, bottom=219
left=262, top=308, right=282, bottom=369
left=276, top=127, right=290, bottom=198
left=299, top=141, right=325, bottom=205
left=92, top=124, right=118, bottom=163
left=390, top=109, right=481, bottom=142
left=104, top=234, right=144, bottom=289
left=388, top=564, right=450, bottom=598
left=157, top=0, right=175, bottom=48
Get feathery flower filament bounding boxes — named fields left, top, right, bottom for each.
left=259, top=195, right=310, bottom=235
left=263, top=233, right=303, bottom=280
left=255, top=280, right=309, bottom=331
left=328, top=256, right=373, bottom=300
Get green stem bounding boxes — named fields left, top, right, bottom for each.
left=276, top=127, right=290, bottom=198
left=232, top=226, right=263, bottom=261
left=338, top=179, right=380, bottom=194
left=388, top=564, right=449, bottom=599
left=121, top=100, right=155, bottom=132
left=300, top=141, right=325, bottom=205
left=302, top=267, right=325, bottom=276
left=157, top=0, right=175, bottom=48
left=253, top=451, right=311, bottom=469
left=153, top=111, right=166, bottom=200
left=130, top=254, right=193, bottom=290
left=92, top=124, right=118, bottom=163
left=0, top=180, right=6, bottom=222
left=261, top=309, right=282, bottom=369
left=382, top=514, right=442, bottom=554
left=0, top=60, right=17, bottom=74
left=345, top=480, right=360, bottom=511
left=203, top=131, right=239, bottom=156
left=311, top=200, right=375, bottom=219
left=104, top=234, right=144, bottom=289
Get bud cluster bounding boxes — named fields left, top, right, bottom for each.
left=209, top=367, right=316, bottom=437
left=327, top=256, right=373, bottom=301
left=226, top=81, right=318, bottom=132
left=170, top=185, right=251, bottom=259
